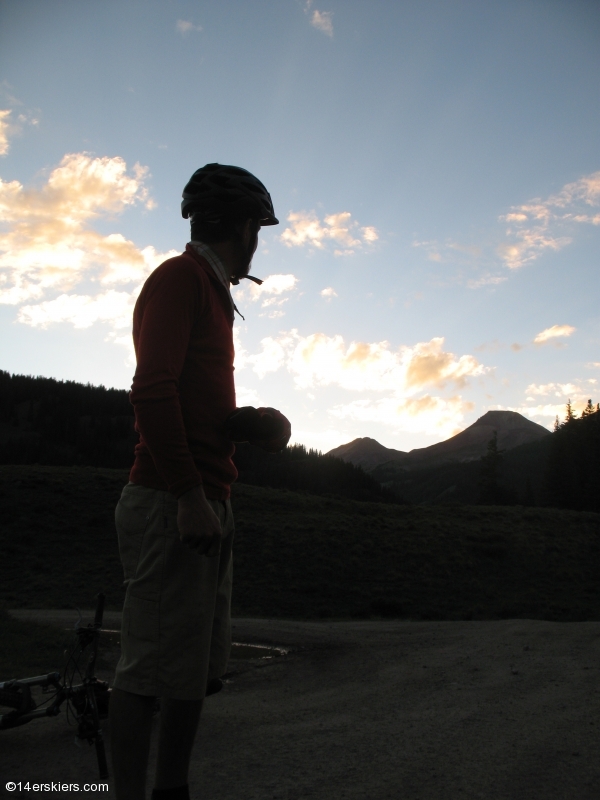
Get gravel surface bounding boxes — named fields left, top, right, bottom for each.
left=2, top=613, right=600, bottom=799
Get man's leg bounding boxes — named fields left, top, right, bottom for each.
left=154, top=697, right=204, bottom=790
left=109, top=687, right=156, bottom=800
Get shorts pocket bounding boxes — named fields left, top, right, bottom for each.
left=125, top=593, right=159, bottom=643
left=116, top=489, right=155, bottom=583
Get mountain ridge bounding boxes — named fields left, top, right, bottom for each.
left=326, top=410, right=550, bottom=471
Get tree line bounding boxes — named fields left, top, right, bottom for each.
left=0, top=371, right=395, bottom=503
left=2, top=371, right=597, bottom=509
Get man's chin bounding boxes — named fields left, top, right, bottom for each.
left=232, top=261, right=252, bottom=282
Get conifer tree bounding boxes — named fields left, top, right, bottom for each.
left=581, top=398, right=594, bottom=417
left=478, top=430, right=505, bottom=504
left=544, top=398, right=599, bottom=511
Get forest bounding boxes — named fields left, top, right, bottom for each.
left=0, top=370, right=393, bottom=503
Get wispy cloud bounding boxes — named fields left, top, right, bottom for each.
left=414, top=170, right=600, bottom=286
left=498, top=171, right=600, bottom=269
left=466, top=273, right=507, bottom=289
left=0, top=110, right=11, bottom=156
left=176, top=20, right=203, bottom=35
left=320, top=286, right=337, bottom=300
left=310, top=10, right=333, bottom=36
left=304, top=1, right=333, bottom=36
left=0, top=152, right=177, bottom=345
left=533, top=324, right=576, bottom=345
left=281, top=210, right=378, bottom=255
left=0, top=108, right=39, bottom=156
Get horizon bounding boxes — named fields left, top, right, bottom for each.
left=1, top=1, right=599, bottom=452
left=2, top=367, right=564, bottom=457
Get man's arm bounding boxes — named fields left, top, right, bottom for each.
left=131, top=261, right=204, bottom=498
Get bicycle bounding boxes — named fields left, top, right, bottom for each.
left=0, top=592, right=110, bottom=779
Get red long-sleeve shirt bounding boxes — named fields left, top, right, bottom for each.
left=129, top=245, right=237, bottom=499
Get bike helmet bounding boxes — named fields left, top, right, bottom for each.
left=181, top=163, right=279, bottom=226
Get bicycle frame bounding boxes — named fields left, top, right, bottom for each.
left=0, top=593, right=110, bottom=779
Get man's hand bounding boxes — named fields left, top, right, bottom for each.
left=225, top=406, right=291, bottom=452
left=177, top=485, right=223, bottom=556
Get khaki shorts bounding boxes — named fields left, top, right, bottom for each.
left=112, top=483, right=234, bottom=700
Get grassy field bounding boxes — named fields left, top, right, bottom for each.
left=0, top=465, right=599, bottom=623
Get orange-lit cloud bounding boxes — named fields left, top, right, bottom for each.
left=0, top=152, right=177, bottom=337
left=241, top=331, right=485, bottom=391
left=235, top=329, right=484, bottom=434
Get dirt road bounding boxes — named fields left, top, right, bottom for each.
left=2, top=614, right=600, bottom=799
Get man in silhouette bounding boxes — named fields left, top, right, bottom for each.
left=109, top=164, right=291, bottom=800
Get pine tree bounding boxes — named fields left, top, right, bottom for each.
left=478, top=430, right=506, bottom=504
left=581, top=399, right=594, bottom=417
left=544, top=398, right=600, bottom=511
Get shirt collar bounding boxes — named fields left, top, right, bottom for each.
left=188, top=241, right=244, bottom=320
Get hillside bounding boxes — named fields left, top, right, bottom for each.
left=371, top=436, right=552, bottom=506
left=327, top=410, right=550, bottom=471
left=1, top=465, right=599, bottom=621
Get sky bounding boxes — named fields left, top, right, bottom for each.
left=0, top=0, right=599, bottom=453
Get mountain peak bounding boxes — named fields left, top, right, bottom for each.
left=471, top=410, right=546, bottom=432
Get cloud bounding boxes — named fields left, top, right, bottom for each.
left=533, top=324, right=576, bottom=345
left=176, top=20, right=202, bottom=35
left=320, top=287, right=337, bottom=300
left=235, top=385, right=262, bottom=407
left=0, top=110, right=11, bottom=156
left=17, top=289, right=135, bottom=330
left=414, top=170, right=600, bottom=284
left=329, top=395, right=474, bottom=438
left=243, top=273, right=297, bottom=302
left=0, top=108, right=38, bottom=156
left=509, top=377, right=597, bottom=424
left=499, top=171, right=600, bottom=269
left=235, top=329, right=485, bottom=436
left=281, top=210, right=378, bottom=254
left=525, top=382, right=580, bottom=398
left=467, top=274, right=507, bottom=289
left=0, top=152, right=177, bottom=344
left=310, top=10, right=333, bottom=36
left=233, top=273, right=298, bottom=317
left=240, top=330, right=484, bottom=392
